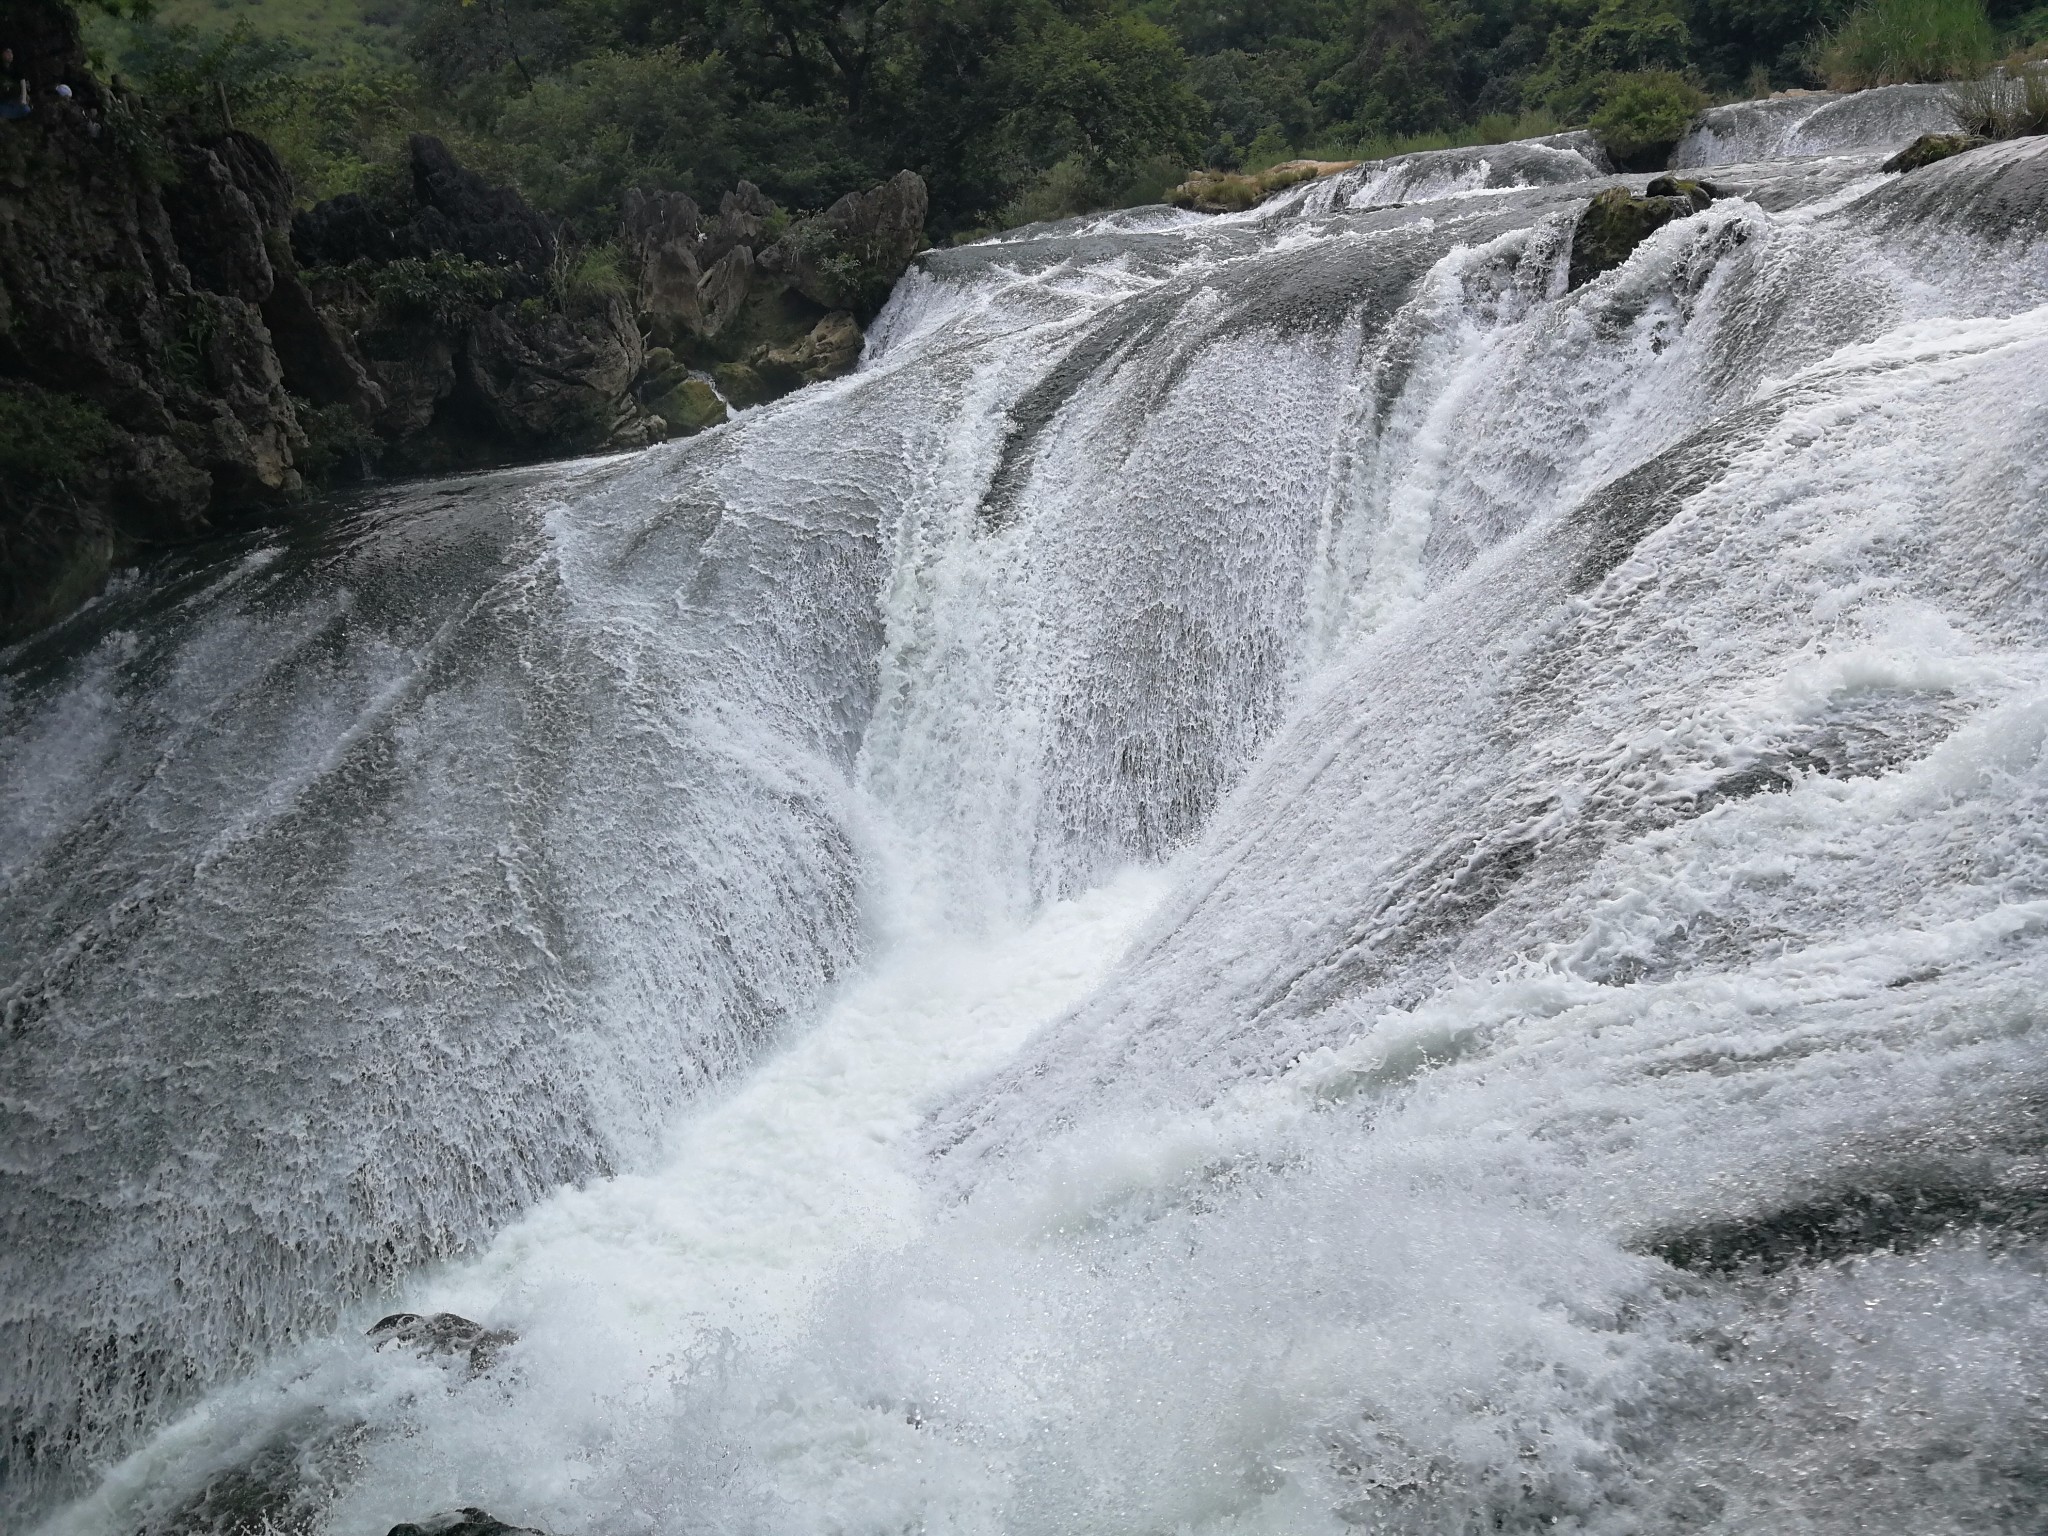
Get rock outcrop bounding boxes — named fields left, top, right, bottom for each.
left=1566, top=176, right=1720, bottom=290
left=0, top=0, right=311, bottom=638
left=387, top=1509, right=547, bottom=1536
left=619, top=168, right=927, bottom=399
left=0, top=0, right=931, bottom=640
left=1883, top=132, right=1989, bottom=173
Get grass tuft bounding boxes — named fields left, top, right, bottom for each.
left=1816, top=0, right=1999, bottom=88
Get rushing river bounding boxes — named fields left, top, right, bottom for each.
left=6, top=86, right=2048, bottom=1536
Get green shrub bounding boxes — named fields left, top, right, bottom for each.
left=1816, top=0, right=1997, bottom=86
left=1950, top=66, right=2048, bottom=136
left=998, top=154, right=1110, bottom=226
left=292, top=399, right=380, bottom=486
left=1590, top=70, right=1709, bottom=168
left=309, top=255, right=510, bottom=330
left=553, top=242, right=629, bottom=312
left=0, top=388, right=116, bottom=509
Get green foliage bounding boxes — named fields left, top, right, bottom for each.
left=310, top=254, right=510, bottom=329
left=552, top=242, right=630, bottom=312
left=1530, top=0, right=1695, bottom=120
left=0, top=388, right=116, bottom=509
left=246, top=64, right=424, bottom=203
left=1815, top=0, right=1998, bottom=85
left=1949, top=63, right=2048, bottom=131
left=997, top=14, right=1208, bottom=181
left=478, top=48, right=745, bottom=232
left=111, top=17, right=307, bottom=130
left=1588, top=69, right=1709, bottom=164
left=66, top=0, right=2048, bottom=244
left=292, top=399, right=380, bottom=485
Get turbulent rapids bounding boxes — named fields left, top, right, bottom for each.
left=5, top=88, right=2048, bottom=1535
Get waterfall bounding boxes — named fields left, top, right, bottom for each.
left=6, top=107, right=2048, bottom=1536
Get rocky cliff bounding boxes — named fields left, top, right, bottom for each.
left=0, top=0, right=929, bottom=641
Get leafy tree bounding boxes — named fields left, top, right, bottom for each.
left=997, top=12, right=1206, bottom=178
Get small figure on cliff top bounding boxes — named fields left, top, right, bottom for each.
left=0, top=48, right=31, bottom=121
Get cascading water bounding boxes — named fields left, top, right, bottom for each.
left=5, top=96, right=2047, bottom=1535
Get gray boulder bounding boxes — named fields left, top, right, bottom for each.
left=763, top=170, right=928, bottom=317
left=464, top=295, right=652, bottom=450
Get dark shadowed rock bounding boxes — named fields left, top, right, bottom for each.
left=405, top=134, right=558, bottom=280
left=291, top=191, right=404, bottom=269
left=292, top=136, right=558, bottom=288
left=162, top=133, right=291, bottom=303
left=386, top=1509, right=548, bottom=1536
left=464, top=295, right=648, bottom=450
left=751, top=310, right=863, bottom=390
left=0, top=0, right=327, bottom=637
left=367, top=1311, right=518, bottom=1374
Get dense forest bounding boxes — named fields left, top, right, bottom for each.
left=71, top=0, right=2048, bottom=238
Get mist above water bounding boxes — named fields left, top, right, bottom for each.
left=7, top=92, right=2048, bottom=1535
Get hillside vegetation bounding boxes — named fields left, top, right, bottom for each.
left=76, top=0, right=2048, bottom=236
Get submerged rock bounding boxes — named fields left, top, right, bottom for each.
left=1566, top=179, right=1720, bottom=290
left=387, top=1510, right=546, bottom=1536
left=367, top=1312, right=517, bottom=1374
left=1883, top=132, right=1989, bottom=173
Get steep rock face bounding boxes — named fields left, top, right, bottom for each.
left=292, top=135, right=662, bottom=468
left=0, top=0, right=315, bottom=637
left=0, top=0, right=929, bottom=640
left=762, top=169, right=929, bottom=314
left=466, top=295, right=651, bottom=448
left=620, top=169, right=928, bottom=401
left=291, top=134, right=557, bottom=286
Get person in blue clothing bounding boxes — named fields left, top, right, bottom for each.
left=0, top=47, right=31, bottom=120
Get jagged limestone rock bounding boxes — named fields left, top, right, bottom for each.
left=1883, top=133, right=1989, bottom=173
left=464, top=295, right=646, bottom=452
left=750, top=311, right=863, bottom=391
left=761, top=170, right=928, bottom=317
left=713, top=360, right=770, bottom=407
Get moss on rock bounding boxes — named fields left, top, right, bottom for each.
left=653, top=377, right=728, bottom=434
left=1167, top=160, right=1358, bottom=215
left=1882, top=133, right=1989, bottom=173
left=712, top=362, right=769, bottom=407
left=1566, top=179, right=1719, bottom=291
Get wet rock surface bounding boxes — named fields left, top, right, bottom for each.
left=1566, top=177, right=1721, bottom=289
left=387, top=1510, right=548, bottom=1536
left=366, top=1311, right=518, bottom=1374
left=1884, top=132, right=1990, bottom=173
